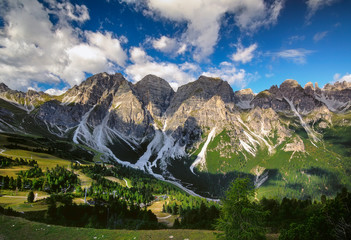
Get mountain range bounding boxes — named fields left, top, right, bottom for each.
left=1, top=73, right=351, bottom=199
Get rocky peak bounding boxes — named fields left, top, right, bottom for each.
left=304, top=82, right=314, bottom=90
left=0, top=83, right=10, bottom=92
left=252, top=79, right=321, bottom=113
left=134, top=74, right=175, bottom=117
left=167, top=76, right=234, bottom=116
left=324, top=81, right=351, bottom=91
left=234, top=88, right=255, bottom=109
left=82, top=72, right=125, bottom=89
left=62, top=73, right=128, bottom=105
left=279, top=79, right=304, bottom=99
left=280, top=79, right=300, bottom=89
left=314, top=81, right=351, bottom=112
left=235, top=88, right=254, bottom=95
left=304, top=82, right=315, bottom=96
left=187, top=76, right=234, bottom=102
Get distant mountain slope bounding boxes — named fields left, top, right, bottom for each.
left=1, top=73, right=350, bottom=199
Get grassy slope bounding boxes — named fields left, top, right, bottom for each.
left=147, top=200, right=180, bottom=228
left=0, top=138, right=95, bottom=212
left=197, top=112, right=351, bottom=200
left=0, top=214, right=217, bottom=240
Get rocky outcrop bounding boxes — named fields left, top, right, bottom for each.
left=0, top=83, right=53, bottom=113
left=0, top=73, right=351, bottom=177
left=314, top=81, right=351, bottom=112
left=283, top=136, right=305, bottom=152
left=163, top=76, right=237, bottom=149
left=234, top=88, right=255, bottom=109
left=134, top=74, right=174, bottom=119
left=61, top=73, right=126, bottom=106
left=166, top=76, right=235, bottom=117
left=252, top=79, right=322, bottom=114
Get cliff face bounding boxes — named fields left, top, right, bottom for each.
left=1, top=73, right=351, bottom=191
left=134, top=74, right=175, bottom=119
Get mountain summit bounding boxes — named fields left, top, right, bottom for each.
left=0, top=72, right=350, bottom=198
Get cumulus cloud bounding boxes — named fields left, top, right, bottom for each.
left=0, top=0, right=127, bottom=91
left=152, top=36, right=177, bottom=53
left=271, top=49, right=314, bottom=64
left=313, top=31, right=328, bottom=42
left=334, top=73, right=351, bottom=82
left=232, top=43, right=258, bottom=64
left=201, top=62, right=257, bottom=88
left=151, top=36, right=187, bottom=56
left=47, top=0, right=90, bottom=23
left=125, top=47, right=197, bottom=90
left=306, top=0, right=338, bottom=20
left=122, top=0, right=284, bottom=61
left=45, top=88, right=67, bottom=96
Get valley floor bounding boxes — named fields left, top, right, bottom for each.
left=0, top=214, right=281, bottom=240
left=0, top=214, right=217, bottom=240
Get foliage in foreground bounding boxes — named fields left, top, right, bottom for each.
left=279, top=188, right=351, bottom=240
left=215, top=178, right=268, bottom=240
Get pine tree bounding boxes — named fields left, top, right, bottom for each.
left=216, top=178, right=268, bottom=240
left=27, top=191, right=35, bottom=203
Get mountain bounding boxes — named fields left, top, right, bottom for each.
left=1, top=73, right=351, bottom=199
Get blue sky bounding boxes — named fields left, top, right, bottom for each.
left=0, top=0, right=350, bottom=94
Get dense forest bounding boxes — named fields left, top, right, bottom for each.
left=1, top=154, right=350, bottom=239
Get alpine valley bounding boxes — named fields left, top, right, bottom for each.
left=1, top=73, right=351, bottom=200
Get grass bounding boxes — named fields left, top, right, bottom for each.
left=0, top=166, right=31, bottom=177
left=0, top=149, right=72, bottom=170
left=74, top=170, right=94, bottom=189
left=104, top=176, right=126, bottom=187
left=147, top=200, right=178, bottom=227
left=0, top=214, right=217, bottom=240
left=0, top=190, right=49, bottom=212
left=123, top=178, right=132, bottom=188
left=0, top=149, right=95, bottom=188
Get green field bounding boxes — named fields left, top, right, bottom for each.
left=0, top=214, right=217, bottom=240
left=1, top=149, right=73, bottom=169
left=147, top=200, right=178, bottom=227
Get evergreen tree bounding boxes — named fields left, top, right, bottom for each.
left=216, top=178, right=268, bottom=240
left=27, top=191, right=35, bottom=203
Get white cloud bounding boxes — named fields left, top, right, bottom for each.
left=177, top=44, right=187, bottom=55
left=232, top=43, right=258, bottom=64
left=44, top=0, right=90, bottom=23
left=272, top=49, right=314, bottom=64
left=151, top=36, right=187, bottom=56
left=86, top=31, right=127, bottom=67
left=152, top=36, right=177, bottom=52
left=45, top=88, right=67, bottom=96
left=0, top=0, right=127, bottom=91
left=334, top=73, right=351, bottom=82
left=288, top=35, right=305, bottom=45
left=265, top=73, right=274, bottom=78
left=123, top=0, right=283, bottom=61
left=125, top=47, right=197, bottom=90
left=306, top=0, right=338, bottom=20
left=202, top=62, right=257, bottom=88
left=313, top=31, right=328, bottom=42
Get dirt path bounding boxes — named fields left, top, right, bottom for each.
left=123, top=178, right=131, bottom=188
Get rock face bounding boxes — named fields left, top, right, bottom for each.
left=251, top=79, right=321, bottom=113
left=315, top=81, right=351, bottom=112
left=166, top=76, right=234, bottom=117
left=283, top=136, right=305, bottom=152
left=0, top=73, right=351, bottom=189
left=234, top=88, right=255, bottom=109
left=134, top=74, right=175, bottom=119
left=0, top=82, right=52, bottom=112
left=164, top=76, right=236, bottom=149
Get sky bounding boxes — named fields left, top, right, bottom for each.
left=0, top=0, right=350, bottom=95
